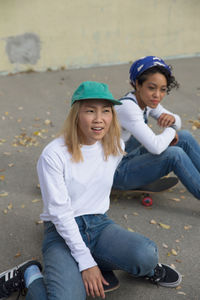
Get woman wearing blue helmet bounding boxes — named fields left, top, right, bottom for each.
left=113, top=56, right=200, bottom=200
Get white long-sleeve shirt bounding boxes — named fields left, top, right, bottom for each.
left=115, top=92, right=181, bottom=155
left=37, top=137, right=124, bottom=272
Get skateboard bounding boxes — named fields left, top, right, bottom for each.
left=101, top=270, right=120, bottom=293
left=112, top=176, right=179, bottom=206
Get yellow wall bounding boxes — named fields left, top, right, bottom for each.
left=0, top=0, right=200, bottom=74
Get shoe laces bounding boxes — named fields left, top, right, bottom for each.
left=149, top=264, right=166, bottom=284
left=2, top=268, right=26, bottom=300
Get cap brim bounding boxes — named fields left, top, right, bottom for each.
left=109, top=99, right=122, bottom=105
left=72, top=97, right=122, bottom=106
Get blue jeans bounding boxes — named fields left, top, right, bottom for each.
left=113, top=130, right=200, bottom=199
left=26, top=214, right=158, bottom=300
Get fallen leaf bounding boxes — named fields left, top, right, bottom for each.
left=171, top=249, right=178, bottom=256
left=41, top=129, right=48, bottom=133
left=0, top=175, right=5, bottom=181
left=33, top=131, right=41, bottom=136
left=177, top=291, right=186, bottom=295
left=0, top=192, right=8, bottom=197
left=7, top=203, right=13, bottom=210
left=15, top=252, right=21, bottom=258
left=35, top=220, right=43, bottom=225
left=150, top=219, right=157, bottom=225
left=162, top=243, right=168, bottom=249
left=193, top=120, right=200, bottom=128
left=0, top=139, right=6, bottom=143
left=123, top=214, right=128, bottom=220
left=170, top=198, right=181, bottom=202
left=176, top=286, right=182, bottom=290
left=132, top=212, right=139, bottom=216
left=44, top=119, right=51, bottom=125
left=8, top=163, right=14, bottom=167
left=159, top=223, right=170, bottom=229
left=3, top=152, right=11, bottom=156
left=184, top=225, right=192, bottom=230
left=32, top=198, right=41, bottom=203
left=128, top=227, right=134, bottom=232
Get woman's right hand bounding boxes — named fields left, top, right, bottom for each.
left=81, top=266, right=109, bottom=299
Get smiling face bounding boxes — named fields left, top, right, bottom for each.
left=77, top=99, right=113, bottom=145
left=135, top=72, right=167, bottom=110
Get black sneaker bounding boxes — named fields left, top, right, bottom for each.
left=149, top=263, right=182, bottom=287
left=101, top=270, right=120, bottom=293
left=0, top=260, right=42, bottom=299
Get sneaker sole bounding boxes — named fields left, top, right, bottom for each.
left=0, top=260, right=31, bottom=278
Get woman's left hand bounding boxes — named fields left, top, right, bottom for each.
left=157, top=113, right=175, bottom=128
left=170, top=133, right=179, bottom=146
left=82, top=266, right=109, bottom=299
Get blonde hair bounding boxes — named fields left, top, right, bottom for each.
left=59, top=101, right=124, bottom=162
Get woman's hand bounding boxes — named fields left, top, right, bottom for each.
left=170, top=133, right=179, bottom=146
left=157, top=113, right=175, bottom=128
left=82, top=266, right=109, bottom=299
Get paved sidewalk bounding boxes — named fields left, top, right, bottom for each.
left=0, top=57, right=200, bottom=299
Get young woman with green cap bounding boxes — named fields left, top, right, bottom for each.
left=0, top=81, right=181, bottom=300
left=114, top=56, right=200, bottom=200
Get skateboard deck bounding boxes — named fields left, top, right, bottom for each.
left=102, top=270, right=120, bottom=293
left=112, top=176, right=179, bottom=206
left=132, top=176, right=178, bottom=193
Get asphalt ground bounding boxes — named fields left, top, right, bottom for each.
left=0, top=57, right=200, bottom=299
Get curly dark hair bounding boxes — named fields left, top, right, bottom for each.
left=131, top=65, right=180, bottom=94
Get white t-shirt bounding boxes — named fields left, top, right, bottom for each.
left=37, top=137, right=124, bottom=271
left=115, top=92, right=181, bottom=155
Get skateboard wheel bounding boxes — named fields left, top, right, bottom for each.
left=142, top=196, right=153, bottom=206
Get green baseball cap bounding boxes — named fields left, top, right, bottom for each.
left=71, top=81, right=122, bottom=106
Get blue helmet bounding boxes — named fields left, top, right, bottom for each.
left=129, top=56, right=171, bottom=84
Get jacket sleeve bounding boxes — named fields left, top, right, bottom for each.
left=149, top=104, right=182, bottom=130
left=116, top=100, right=176, bottom=155
left=37, top=152, right=97, bottom=272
